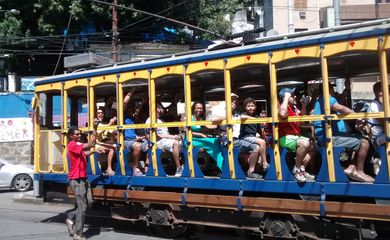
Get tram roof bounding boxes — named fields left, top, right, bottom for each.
left=35, top=18, right=390, bottom=86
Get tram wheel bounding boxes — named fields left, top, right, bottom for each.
left=149, top=224, right=187, bottom=238
left=260, top=213, right=302, bottom=239
left=147, top=205, right=187, bottom=238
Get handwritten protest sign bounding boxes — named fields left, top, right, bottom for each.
left=0, top=118, right=33, bottom=142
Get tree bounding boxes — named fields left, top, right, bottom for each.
left=197, top=0, right=252, bottom=39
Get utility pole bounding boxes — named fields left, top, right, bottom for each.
left=287, top=0, right=294, bottom=33
left=333, top=0, right=340, bottom=26
left=375, top=0, right=379, bottom=20
left=112, top=0, right=119, bottom=63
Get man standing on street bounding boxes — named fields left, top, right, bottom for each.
left=66, top=120, right=98, bottom=240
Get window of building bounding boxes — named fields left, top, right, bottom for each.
left=294, top=0, right=307, bottom=10
left=295, top=28, right=308, bottom=32
left=299, top=11, right=306, bottom=20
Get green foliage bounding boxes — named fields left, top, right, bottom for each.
left=0, top=0, right=256, bottom=42
left=0, top=15, right=22, bottom=41
left=197, top=0, right=252, bottom=39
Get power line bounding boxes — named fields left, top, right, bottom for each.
left=53, top=13, right=72, bottom=75
left=89, top=0, right=221, bottom=38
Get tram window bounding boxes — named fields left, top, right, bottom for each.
left=38, top=93, right=47, bottom=127
left=77, top=98, right=88, bottom=128
left=328, top=50, right=379, bottom=108
left=155, top=75, right=183, bottom=123
left=51, top=95, right=66, bottom=128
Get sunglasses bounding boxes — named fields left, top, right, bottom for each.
left=73, top=132, right=81, bottom=136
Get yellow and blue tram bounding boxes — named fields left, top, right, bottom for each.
left=33, top=19, right=390, bottom=239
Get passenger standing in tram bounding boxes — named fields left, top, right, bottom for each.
left=214, top=93, right=264, bottom=179
left=94, top=106, right=118, bottom=176
left=145, top=102, right=183, bottom=177
left=239, top=98, right=269, bottom=173
left=191, top=101, right=224, bottom=170
left=278, top=88, right=316, bottom=182
left=65, top=121, right=98, bottom=240
left=313, top=84, right=374, bottom=182
left=123, top=89, right=149, bottom=176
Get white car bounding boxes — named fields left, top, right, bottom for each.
left=0, top=159, right=34, bottom=192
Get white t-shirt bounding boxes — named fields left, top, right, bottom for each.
left=368, top=99, right=384, bottom=138
left=232, top=112, right=241, bottom=139
left=145, top=117, right=169, bottom=135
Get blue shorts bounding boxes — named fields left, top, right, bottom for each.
left=124, top=139, right=148, bottom=152
left=332, top=135, right=362, bottom=152
left=233, top=139, right=259, bottom=153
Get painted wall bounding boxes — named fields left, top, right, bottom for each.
left=0, top=92, right=34, bottom=164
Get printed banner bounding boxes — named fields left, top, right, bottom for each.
left=0, top=118, right=33, bottom=142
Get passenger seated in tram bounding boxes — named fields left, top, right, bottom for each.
left=191, top=101, right=224, bottom=170
left=145, top=102, right=183, bottom=177
left=123, top=89, right=149, bottom=176
left=367, top=82, right=388, bottom=146
left=278, top=88, right=316, bottom=182
left=214, top=93, right=264, bottom=179
left=94, top=106, right=118, bottom=176
left=239, top=98, right=269, bottom=172
left=313, top=83, right=374, bottom=182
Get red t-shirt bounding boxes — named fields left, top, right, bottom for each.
left=67, top=141, right=87, bottom=180
left=278, top=105, right=301, bottom=137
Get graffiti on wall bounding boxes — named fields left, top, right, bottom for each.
left=0, top=118, right=33, bottom=142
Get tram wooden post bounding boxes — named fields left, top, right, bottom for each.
left=223, top=60, right=236, bottom=179
left=320, top=47, right=336, bottom=182
left=117, top=75, right=126, bottom=176
left=88, top=81, right=98, bottom=175
left=184, top=67, right=195, bottom=177
left=33, top=93, right=40, bottom=173
left=148, top=71, right=159, bottom=176
left=378, top=37, right=390, bottom=181
left=268, top=55, right=282, bottom=180
left=61, top=82, right=69, bottom=172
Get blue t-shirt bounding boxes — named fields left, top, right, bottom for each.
left=124, top=116, right=137, bottom=140
left=313, top=95, right=348, bottom=140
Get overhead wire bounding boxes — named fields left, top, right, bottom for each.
left=0, top=2, right=386, bottom=56
left=52, top=13, right=72, bottom=75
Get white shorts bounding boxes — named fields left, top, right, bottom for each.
left=157, top=138, right=178, bottom=152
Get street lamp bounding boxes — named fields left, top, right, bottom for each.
left=0, top=9, right=20, bottom=15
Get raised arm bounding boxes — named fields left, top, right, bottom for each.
left=83, top=119, right=98, bottom=150
left=278, top=92, right=291, bottom=119
left=123, top=88, right=135, bottom=109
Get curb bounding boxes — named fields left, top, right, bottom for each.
left=12, top=192, right=44, bottom=204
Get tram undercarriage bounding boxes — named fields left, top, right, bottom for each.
left=65, top=187, right=387, bottom=239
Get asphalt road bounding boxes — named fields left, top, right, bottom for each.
left=0, top=189, right=246, bottom=240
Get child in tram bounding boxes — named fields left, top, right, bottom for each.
left=239, top=98, right=269, bottom=173
left=94, top=106, right=118, bottom=176
left=278, top=88, right=316, bottom=182
left=145, top=102, right=183, bottom=177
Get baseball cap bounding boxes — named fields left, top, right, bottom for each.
left=278, top=87, right=296, bottom=98
left=231, top=93, right=239, bottom=98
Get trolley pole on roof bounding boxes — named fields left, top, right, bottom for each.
left=112, top=0, right=119, bottom=63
